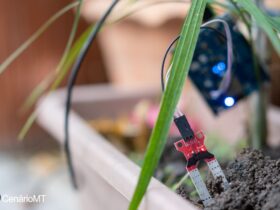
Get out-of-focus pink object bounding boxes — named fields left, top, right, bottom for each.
left=146, top=104, right=202, bottom=136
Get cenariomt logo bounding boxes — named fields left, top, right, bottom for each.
left=0, top=194, right=46, bottom=203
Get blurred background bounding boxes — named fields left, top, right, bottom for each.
left=0, top=0, right=280, bottom=210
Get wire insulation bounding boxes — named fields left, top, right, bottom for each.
left=64, top=0, right=120, bottom=189
left=202, top=19, right=233, bottom=98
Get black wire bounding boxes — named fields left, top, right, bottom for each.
left=161, top=26, right=227, bottom=92
left=64, top=0, right=120, bottom=189
left=160, top=35, right=180, bottom=91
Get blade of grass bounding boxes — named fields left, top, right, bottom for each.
left=231, top=0, right=269, bottom=149
left=0, top=1, right=79, bottom=74
left=128, top=1, right=207, bottom=209
left=54, top=0, right=83, bottom=74
left=109, top=0, right=189, bottom=24
left=50, top=25, right=93, bottom=90
left=273, top=17, right=280, bottom=23
left=171, top=173, right=189, bottom=191
left=111, top=0, right=234, bottom=25
left=266, top=15, right=280, bottom=32
left=229, top=0, right=251, bottom=30
left=208, top=0, right=235, bottom=11
left=236, top=0, right=280, bottom=54
left=21, top=25, right=91, bottom=115
left=21, top=0, right=83, bottom=112
left=18, top=111, right=37, bottom=140
left=21, top=73, right=54, bottom=112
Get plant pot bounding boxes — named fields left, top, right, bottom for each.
left=80, top=0, right=188, bottom=87
left=36, top=84, right=280, bottom=210
left=36, top=84, right=197, bottom=210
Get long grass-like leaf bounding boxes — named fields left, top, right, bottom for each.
left=266, top=15, right=280, bottom=32
left=50, top=25, right=93, bottom=90
left=18, top=111, right=37, bottom=140
left=21, top=0, right=83, bottom=112
left=0, top=1, right=79, bottom=74
left=18, top=27, right=91, bottom=140
left=128, top=1, right=207, bottom=209
left=273, top=17, right=280, bottom=23
left=55, top=0, right=83, bottom=74
left=236, top=0, right=280, bottom=54
left=110, top=0, right=189, bottom=24
left=18, top=0, right=84, bottom=140
left=22, top=24, right=92, bottom=113
left=208, top=0, right=235, bottom=11
left=21, top=73, right=54, bottom=112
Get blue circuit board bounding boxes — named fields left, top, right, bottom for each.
left=189, top=15, right=269, bottom=114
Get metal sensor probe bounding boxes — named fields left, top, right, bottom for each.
left=173, top=115, right=229, bottom=207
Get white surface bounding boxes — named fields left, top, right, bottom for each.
left=0, top=154, right=79, bottom=210
left=36, top=85, right=198, bottom=210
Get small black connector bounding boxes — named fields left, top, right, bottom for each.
left=174, top=115, right=194, bottom=141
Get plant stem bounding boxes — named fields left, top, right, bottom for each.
left=229, top=0, right=267, bottom=149
left=249, top=0, right=267, bottom=149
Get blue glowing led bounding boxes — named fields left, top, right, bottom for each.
left=212, top=62, right=226, bottom=76
left=224, top=97, right=235, bottom=107
left=217, top=62, right=226, bottom=71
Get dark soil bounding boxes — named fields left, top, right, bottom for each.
left=205, top=148, right=280, bottom=210
left=263, top=146, right=280, bottom=160
left=175, top=148, right=280, bottom=210
left=176, top=185, right=203, bottom=207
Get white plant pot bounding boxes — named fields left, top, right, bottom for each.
left=36, top=84, right=280, bottom=210
left=36, top=84, right=197, bottom=210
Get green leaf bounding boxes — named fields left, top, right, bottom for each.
left=21, top=73, right=54, bottom=112
left=21, top=0, right=83, bottom=112
left=208, top=0, right=235, bottom=11
left=55, top=0, right=83, bottom=74
left=110, top=0, right=189, bottom=24
left=266, top=15, right=280, bottom=32
left=273, top=17, right=280, bottom=23
left=128, top=1, right=207, bottom=209
left=18, top=0, right=84, bottom=140
left=236, top=0, right=280, bottom=54
left=18, top=111, right=37, bottom=141
left=21, top=22, right=93, bottom=111
left=18, top=27, right=91, bottom=140
left=0, top=1, right=79, bottom=74
left=50, top=25, right=93, bottom=90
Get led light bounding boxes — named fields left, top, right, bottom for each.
left=224, top=97, right=235, bottom=107
left=212, top=66, right=219, bottom=74
left=217, top=62, right=226, bottom=71
left=212, top=62, right=226, bottom=76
